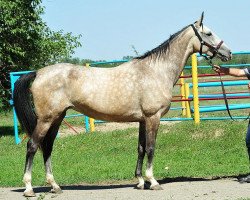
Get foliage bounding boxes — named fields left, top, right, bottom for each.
left=200, top=54, right=250, bottom=66
left=62, top=57, right=128, bottom=68
left=122, top=55, right=134, bottom=60
left=61, top=57, right=93, bottom=66
left=0, top=0, right=81, bottom=110
left=183, top=54, right=250, bottom=75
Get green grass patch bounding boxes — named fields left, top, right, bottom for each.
left=0, top=118, right=249, bottom=187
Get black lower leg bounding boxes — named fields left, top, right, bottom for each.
left=24, top=139, right=39, bottom=173
left=41, top=113, right=65, bottom=167
left=41, top=125, right=58, bottom=167
left=135, top=122, right=146, bottom=178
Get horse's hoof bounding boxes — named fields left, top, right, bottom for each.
left=135, top=184, right=144, bottom=190
left=51, top=187, right=63, bottom=194
left=23, top=189, right=36, bottom=197
left=150, top=184, right=163, bottom=190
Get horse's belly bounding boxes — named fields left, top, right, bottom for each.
left=72, top=99, right=143, bottom=122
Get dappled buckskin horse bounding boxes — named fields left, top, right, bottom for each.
left=13, top=13, right=232, bottom=197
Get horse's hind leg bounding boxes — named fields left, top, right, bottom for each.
left=23, top=120, right=53, bottom=197
left=41, top=113, right=65, bottom=194
left=135, top=121, right=146, bottom=189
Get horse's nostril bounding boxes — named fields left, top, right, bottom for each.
left=229, top=51, right=232, bottom=59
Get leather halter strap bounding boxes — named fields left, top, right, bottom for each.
left=190, top=24, right=223, bottom=60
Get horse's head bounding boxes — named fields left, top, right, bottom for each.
left=191, top=12, right=232, bottom=62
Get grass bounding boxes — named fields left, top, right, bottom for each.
left=237, top=199, right=250, bottom=200
left=0, top=112, right=249, bottom=187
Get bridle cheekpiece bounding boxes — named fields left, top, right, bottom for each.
left=191, top=24, right=223, bottom=62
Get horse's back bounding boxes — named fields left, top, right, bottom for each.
left=30, top=62, right=144, bottom=121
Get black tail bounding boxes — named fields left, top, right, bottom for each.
left=13, top=72, right=37, bottom=136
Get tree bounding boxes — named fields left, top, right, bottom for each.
left=0, top=0, right=81, bottom=110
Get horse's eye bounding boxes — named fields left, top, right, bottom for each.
left=206, top=32, right=212, bottom=36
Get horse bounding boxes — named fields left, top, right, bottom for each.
left=13, top=13, right=232, bottom=197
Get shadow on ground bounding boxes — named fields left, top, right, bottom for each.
left=12, top=174, right=248, bottom=194
left=158, top=174, right=248, bottom=184
left=0, top=126, right=15, bottom=136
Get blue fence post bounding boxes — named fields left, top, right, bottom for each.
left=9, top=98, right=21, bottom=144
left=9, top=71, right=32, bottom=144
left=13, top=107, right=21, bottom=144
left=10, top=72, right=21, bottom=144
left=85, top=116, right=90, bottom=133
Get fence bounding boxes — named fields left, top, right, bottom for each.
left=9, top=51, right=250, bottom=143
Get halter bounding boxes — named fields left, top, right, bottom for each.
left=190, top=24, right=250, bottom=121
left=190, top=24, right=237, bottom=120
left=191, top=24, right=224, bottom=61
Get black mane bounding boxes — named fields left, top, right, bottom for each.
left=135, top=25, right=190, bottom=60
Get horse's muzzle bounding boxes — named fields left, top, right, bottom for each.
left=218, top=51, right=232, bottom=62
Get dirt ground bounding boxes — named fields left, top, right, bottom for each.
left=58, top=121, right=178, bottom=137
left=1, top=178, right=250, bottom=200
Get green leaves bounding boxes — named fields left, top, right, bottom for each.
left=0, top=0, right=82, bottom=109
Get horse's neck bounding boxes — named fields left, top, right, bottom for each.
left=150, top=27, right=194, bottom=86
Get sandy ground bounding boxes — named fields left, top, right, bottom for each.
left=58, top=121, right=178, bottom=137
left=1, top=178, right=250, bottom=200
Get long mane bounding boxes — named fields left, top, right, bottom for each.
left=135, top=25, right=190, bottom=60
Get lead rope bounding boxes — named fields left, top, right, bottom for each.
left=209, top=60, right=250, bottom=121
left=204, top=57, right=235, bottom=120
left=217, top=71, right=235, bottom=120
left=216, top=64, right=250, bottom=121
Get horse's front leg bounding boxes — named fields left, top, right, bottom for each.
left=135, top=121, right=146, bottom=189
left=145, top=114, right=162, bottom=190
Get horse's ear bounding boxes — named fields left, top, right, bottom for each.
left=195, top=12, right=204, bottom=28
